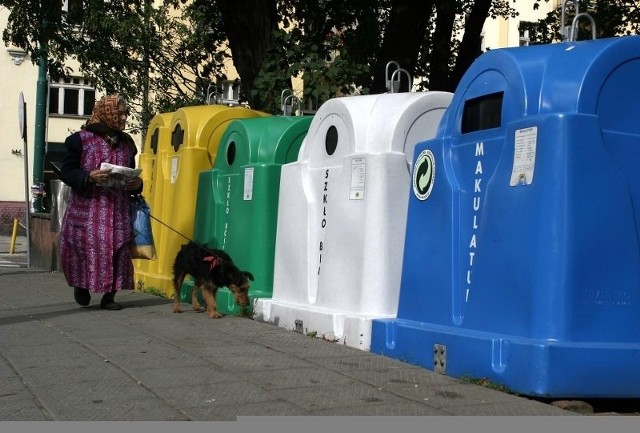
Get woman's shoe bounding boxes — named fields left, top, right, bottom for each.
left=73, top=287, right=91, bottom=306
left=100, top=291, right=122, bottom=310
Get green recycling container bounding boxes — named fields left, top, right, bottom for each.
left=181, top=115, right=313, bottom=315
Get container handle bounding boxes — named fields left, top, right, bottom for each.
left=569, top=12, right=596, bottom=41
left=389, top=68, right=413, bottom=93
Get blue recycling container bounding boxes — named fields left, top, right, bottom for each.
left=371, top=36, right=640, bottom=398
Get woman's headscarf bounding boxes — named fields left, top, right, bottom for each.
left=86, top=94, right=125, bottom=132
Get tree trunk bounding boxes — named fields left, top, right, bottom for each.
left=218, top=0, right=278, bottom=110
left=449, top=0, right=492, bottom=91
left=428, top=0, right=457, bottom=92
left=370, top=0, right=435, bottom=94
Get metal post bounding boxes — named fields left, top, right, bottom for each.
left=19, top=93, right=32, bottom=267
left=141, top=0, right=151, bottom=150
left=32, top=52, right=48, bottom=213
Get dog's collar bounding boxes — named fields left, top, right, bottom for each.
left=203, top=255, right=221, bottom=271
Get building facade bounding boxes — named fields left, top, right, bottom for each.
left=1, top=7, right=102, bottom=231
left=482, top=0, right=561, bottom=50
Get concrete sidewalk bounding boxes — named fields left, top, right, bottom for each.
left=0, top=234, right=28, bottom=269
left=0, top=260, right=580, bottom=421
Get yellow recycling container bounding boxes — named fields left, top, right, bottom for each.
left=133, top=112, right=174, bottom=288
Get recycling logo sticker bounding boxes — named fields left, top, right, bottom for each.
left=413, top=149, right=435, bottom=201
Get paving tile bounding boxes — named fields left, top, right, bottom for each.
left=211, top=353, right=316, bottom=372
left=129, top=364, right=243, bottom=388
left=245, top=366, right=355, bottom=390
left=272, top=382, right=407, bottom=412
left=185, top=400, right=309, bottom=420
left=152, top=381, right=278, bottom=408
left=310, top=401, right=449, bottom=416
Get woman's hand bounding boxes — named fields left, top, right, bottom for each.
left=124, top=176, right=143, bottom=191
left=89, top=168, right=112, bottom=185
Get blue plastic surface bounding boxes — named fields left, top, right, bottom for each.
left=371, top=36, right=640, bottom=398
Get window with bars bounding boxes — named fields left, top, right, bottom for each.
left=48, top=77, right=96, bottom=117
left=63, top=0, right=85, bottom=25
left=520, top=29, right=531, bottom=46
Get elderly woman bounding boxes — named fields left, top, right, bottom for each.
left=59, top=94, right=143, bottom=310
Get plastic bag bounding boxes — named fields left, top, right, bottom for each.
left=130, top=195, right=156, bottom=260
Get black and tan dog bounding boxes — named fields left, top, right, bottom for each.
left=172, top=241, right=254, bottom=318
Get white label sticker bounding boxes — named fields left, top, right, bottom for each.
left=510, top=127, right=537, bottom=186
left=349, top=157, right=366, bottom=200
left=243, top=167, right=254, bottom=200
left=170, top=157, right=179, bottom=184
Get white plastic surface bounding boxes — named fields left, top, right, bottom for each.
left=254, top=92, right=452, bottom=350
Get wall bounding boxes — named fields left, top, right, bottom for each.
left=482, top=0, right=559, bottom=49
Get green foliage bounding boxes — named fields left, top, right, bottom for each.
left=236, top=304, right=254, bottom=319
left=461, top=376, right=516, bottom=394
left=3, top=0, right=639, bottom=132
left=1, top=0, right=226, bottom=131
left=140, top=285, right=168, bottom=299
left=252, top=24, right=372, bottom=114
left=526, top=0, right=640, bottom=44
left=249, top=28, right=294, bottom=114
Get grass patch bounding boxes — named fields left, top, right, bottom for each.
left=461, top=376, right=516, bottom=394
left=141, top=286, right=167, bottom=299
left=235, top=304, right=254, bottom=319
left=302, top=329, right=340, bottom=343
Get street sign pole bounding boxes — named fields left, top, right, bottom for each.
left=19, top=92, right=31, bottom=268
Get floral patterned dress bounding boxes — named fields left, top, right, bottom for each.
left=59, top=130, right=137, bottom=294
